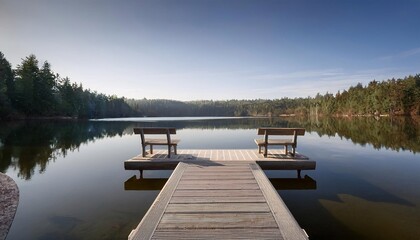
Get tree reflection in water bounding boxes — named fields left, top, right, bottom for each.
left=0, top=116, right=418, bottom=179
left=0, top=120, right=130, bottom=179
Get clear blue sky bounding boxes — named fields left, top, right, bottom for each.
left=1, top=0, right=419, bottom=100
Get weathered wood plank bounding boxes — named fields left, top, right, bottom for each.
left=166, top=203, right=270, bottom=213
left=181, top=175, right=254, bottom=180
left=129, top=163, right=188, bottom=240
left=125, top=149, right=313, bottom=171
left=152, top=228, right=283, bottom=240
left=238, top=150, right=248, bottom=160
left=170, top=196, right=267, bottom=203
left=182, top=169, right=251, bottom=173
left=250, top=163, right=309, bottom=240
left=183, top=168, right=254, bottom=172
left=181, top=172, right=254, bottom=177
left=179, top=179, right=257, bottom=184
left=172, top=189, right=263, bottom=197
left=186, top=164, right=251, bottom=167
left=184, top=167, right=252, bottom=170
left=176, top=183, right=260, bottom=190
left=157, top=212, right=278, bottom=229
left=183, top=170, right=252, bottom=173
left=181, top=171, right=254, bottom=175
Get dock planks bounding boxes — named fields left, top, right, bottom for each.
left=128, top=162, right=309, bottom=240
left=124, top=149, right=316, bottom=171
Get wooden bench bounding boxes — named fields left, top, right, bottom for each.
left=133, top=128, right=180, bottom=158
left=255, top=128, right=305, bottom=157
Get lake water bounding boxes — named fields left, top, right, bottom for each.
left=1, top=117, right=419, bottom=240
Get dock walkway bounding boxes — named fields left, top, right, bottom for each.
left=128, top=161, right=309, bottom=240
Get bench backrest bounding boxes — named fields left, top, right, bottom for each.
left=133, top=128, right=176, bottom=135
left=257, top=128, right=305, bottom=136
left=133, top=127, right=176, bottom=144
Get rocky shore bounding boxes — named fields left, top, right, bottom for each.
left=0, top=173, right=19, bottom=240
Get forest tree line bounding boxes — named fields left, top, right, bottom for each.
left=125, top=75, right=420, bottom=117
left=0, top=52, right=135, bottom=119
left=1, top=52, right=419, bottom=120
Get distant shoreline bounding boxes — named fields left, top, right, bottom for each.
left=3, top=114, right=419, bottom=121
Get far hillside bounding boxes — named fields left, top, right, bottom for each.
left=1, top=52, right=419, bottom=120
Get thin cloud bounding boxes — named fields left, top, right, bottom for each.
left=378, top=47, right=420, bottom=61
left=400, top=48, right=420, bottom=58
left=247, top=69, right=344, bottom=82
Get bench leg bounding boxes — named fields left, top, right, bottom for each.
left=174, top=145, right=177, bottom=155
left=142, top=145, right=146, bottom=157
left=258, top=145, right=261, bottom=154
left=150, top=145, right=153, bottom=154
left=285, top=145, right=288, bottom=155
left=167, top=145, right=171, bottom=158
left=264, top=145, right=268, bottom=157
left=297, top=169, right=301, bottom=179
left=292, top=147, right=296, bottom=157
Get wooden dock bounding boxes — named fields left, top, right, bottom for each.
left=125, top=149, right=315, bottom=172
left=128, top=162, right=309, bottom=239
left=127, top=149, right=314, bottom=239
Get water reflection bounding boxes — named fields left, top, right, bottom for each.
left=0, top=120, right=131, bottom=179
left=291, top=116, right=420, bottom=153
left=94, top=116, right=420, bottom=154
left=1, top=117, right=419, bottom=240
left=0, top=117, right=418, bottom=180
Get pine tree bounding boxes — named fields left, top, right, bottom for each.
left=15, top=54, right=40, bottom=115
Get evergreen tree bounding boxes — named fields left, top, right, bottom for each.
left=38, top=61, right=57, bottom=115
left=0, top=52, right=14, bottom=117
left=15, top=54, right=39, bottom=114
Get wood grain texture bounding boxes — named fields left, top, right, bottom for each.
left=165, top=203, right=270, bottom=213
left=129, top=163, right=188, bottom=240
left=176, top=183, right=260, bottom=190
left=157, top=212, right=278, bottom=229
left=124, top=149, right=314, bottom=171
left=181, top=174, right=254, bottom=180
left=172, top=189, right=263, bottom=197
left=152, top=228, right=283, bottom=240
left=179, top=179, right=257, bottom=184
left=170, top=196, right=267, bottom=204
left=250, top=163, right=309, bottom=240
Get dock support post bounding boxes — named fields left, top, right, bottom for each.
left=297, top=169, right=301, bottom=179
left=139, top=170, right=143, bottom=179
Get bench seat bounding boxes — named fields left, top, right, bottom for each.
left=144, top=139, right=181, bottom=145
left=254, top=139, right=294, bottom=146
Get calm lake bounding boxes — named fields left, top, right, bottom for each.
left=1, top=117, right=419, bottom=240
